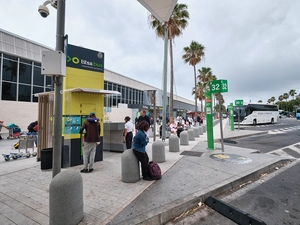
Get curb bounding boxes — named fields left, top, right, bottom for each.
left=114, top=158, right=293, bottom=225
left=216, top=131, right=268, bottom=142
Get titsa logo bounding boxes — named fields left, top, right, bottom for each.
left=67, top=56, right=80, bottom=64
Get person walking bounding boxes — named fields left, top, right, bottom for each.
left=79, top=112, right=101, bottom=173
left=132, top=120, right=152, bottom=181
left=123, top=116, right=134, bottom=149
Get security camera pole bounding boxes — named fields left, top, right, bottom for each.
left=52, top=0, right=65, bottom=178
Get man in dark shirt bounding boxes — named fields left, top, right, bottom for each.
left=79, top=112, right=101, bottom=173
left=138, top=110, right=150, bottom=125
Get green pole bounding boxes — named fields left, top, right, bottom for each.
left=230, top=103, right=234, bottom=131
left=205, top=90, right=214, bottom=149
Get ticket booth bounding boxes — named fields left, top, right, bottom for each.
left=37, top=44, right=120, bottom=167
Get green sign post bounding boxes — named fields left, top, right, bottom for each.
left=228, top=103, right=234, bottom=131
left=210, top=79, right=228, bottom=152
left=205, top=90, right=214, bottom=150
left=235, top=99, right=243, bottom=131
left=210, top=79, right=228, bottom=94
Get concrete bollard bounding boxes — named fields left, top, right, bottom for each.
left=187, top=129, right=195, bottom=141
left=121, top=149, right=140, bottom=183
left=49, top=170, right=83, bottom=225
left=198, top=126, right=203, bottom=135
left=152, top=140, right=166, bottom=163
left=203, top=125, right=206, bottom=133
left=180, top=131, right=189, bottom=145
left=193, top=127, right=200, bottom=137
left=169, top=135, right=180, bottom=152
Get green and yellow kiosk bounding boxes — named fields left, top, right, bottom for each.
left=37, top=44, right=120, bottom=167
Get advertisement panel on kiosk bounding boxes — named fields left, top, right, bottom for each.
left=62, top=44, right=105, bottom=166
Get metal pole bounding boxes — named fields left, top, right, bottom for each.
left=153, top=91, right=156, bottom=142
left=219, top=99, right=224, bottom=152
left=52, top=0, right=65, bottom=178
left=161, top=26, right=168, bottom=141
left=238, top=106, right=240, bottom=131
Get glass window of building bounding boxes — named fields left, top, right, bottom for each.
left=33, top=65, right=44, bottom=86
left=2, top=57, right=18, bottom=82
left=19, top=61, right=32, bottom=85
left=18, top=84, right=31, bottom=101
left=2, top=82, right=17, bottom=100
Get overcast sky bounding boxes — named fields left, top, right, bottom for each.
left=1, top=0, right=299, bottom=106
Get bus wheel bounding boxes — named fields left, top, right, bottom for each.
left=253, top=119, right=257, bottom=125
left=271, top=118, right=274, bottom=124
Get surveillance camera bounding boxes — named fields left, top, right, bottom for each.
left=38, top=5, right=50, bottom=18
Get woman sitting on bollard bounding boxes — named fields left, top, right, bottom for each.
left=132, top=121, right=152, bottom=181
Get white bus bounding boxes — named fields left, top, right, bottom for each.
left=234, top=103, right=279, bottom=125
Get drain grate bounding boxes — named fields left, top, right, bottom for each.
left=180, top=151, right=203, bottom=157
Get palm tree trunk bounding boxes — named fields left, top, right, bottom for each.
left=193, top=65, right=197, bottom=119
left=169, top=38, right=174, bottom=123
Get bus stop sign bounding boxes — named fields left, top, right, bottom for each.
left=210, top=80, right=228, bottom=94
left=235, top=100, right=243, bottom=106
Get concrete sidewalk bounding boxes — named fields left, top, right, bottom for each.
left=0, top=119, right=293, bottom=225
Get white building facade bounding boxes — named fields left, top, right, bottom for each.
left=0, top=29, right=196, bottom=130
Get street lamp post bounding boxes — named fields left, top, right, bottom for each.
left=52, top=0, right=65, bottom=178
left=39, top=0, right=66, bottom=178
left=137, top=0, right=177, bottom=141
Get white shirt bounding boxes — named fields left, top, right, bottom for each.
left=125, top=121, right=134, bottom=132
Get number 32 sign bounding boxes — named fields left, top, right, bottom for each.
left=210, top=79, right=228, bottom=94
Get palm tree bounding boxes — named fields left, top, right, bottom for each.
left=289, top=89, right=297, bottom=100
left=194, top=81, right=205, bottom=113
left=267, top=99, right=271, bottom=104
left=198, top=67, right=217, bottom=114
left=182, top=41, right=205, bottom=117
left=149, top=3, right=189, bottom=122
left=271, top=97, right=276, bottom=104
left=283, top=93, right=289, bottom=111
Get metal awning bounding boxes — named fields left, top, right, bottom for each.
left=137, top=0, right=177, bottom=23
left=34, top=87, right=121, bottom=97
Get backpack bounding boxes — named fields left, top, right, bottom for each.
left=148, top=161, right=162, bottom=180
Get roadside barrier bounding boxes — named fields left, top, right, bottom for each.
left=152, top=140, right=166, bottom=163
left=169, top=135, right=180, bottom=152
left=199, top=126, right=203, bottom=135
left=121, top=149, right=140, bottom=183
left=193, top=127, right=200, bottom=137
left=187, top=129, right=195, bottom=141
left=180, top=131, right=189, bottom=145
left=49, top=170, right=83, bottom=225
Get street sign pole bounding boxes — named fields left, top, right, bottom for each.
left=209, top=79, right=228, bottom=151
left=230, top=103, right=234, bottom=131
left=205, top=90, right=214, bottom=150
left=234, top=100, right=243, bottom=131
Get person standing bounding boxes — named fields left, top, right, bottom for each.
left=133, top=121, right=152, bottom=181
left=138, top=110, right=150, bottom=125
left=79, top=112, right=101, bottom=173
left=123, top=116, right=134, bottom=149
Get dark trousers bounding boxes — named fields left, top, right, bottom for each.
left=125, top=132, right=133, bottom=149
left=133, top=149, right=149, bottom=178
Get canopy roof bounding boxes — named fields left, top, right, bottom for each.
left=34, top=87, right=121, bottom=97
left=137, top=0, right=178, bottom=23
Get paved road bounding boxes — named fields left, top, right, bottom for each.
left=225, top=118, right=300, bottom=158
left=169, top=160, right=300, bottom=225
left=169, top=118, right=300, bottom=224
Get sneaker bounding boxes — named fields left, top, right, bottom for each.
left=87, top=168, right=94, bottom=173
left=143, top=176, right=153, bottom=181
left=80, top=168, right=89, bottom=173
